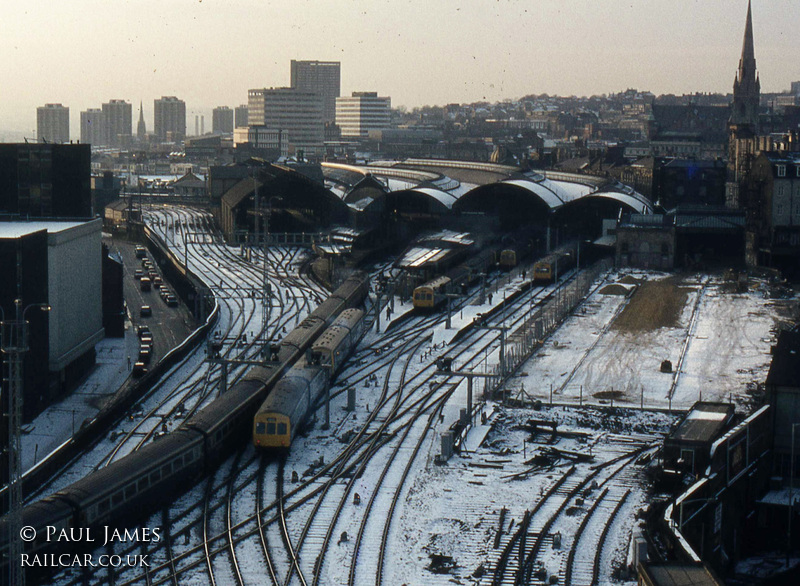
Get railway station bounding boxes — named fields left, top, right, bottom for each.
left=0, top=157, right=796, bottom=586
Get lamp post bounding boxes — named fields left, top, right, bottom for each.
left=2, top=300, right=50, bottom=586
left=262, top=196, right=282, bottom=337
left=788, top=423, right=800, bottom=565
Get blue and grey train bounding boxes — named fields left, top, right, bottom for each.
left=253, top=308, right=365, bottom=449
left=0, top=273, right=368, bottom=577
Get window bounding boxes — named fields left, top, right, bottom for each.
left=278, top=423, right=287, bottom=436
left=796, top=166, right=800, bottom=177
left=98, top=500, right=110, bottom=514
left=112, top=491, right=124, bottom=506
left=778, top=185, right=786, bottom=197
left=777, top=165, right=786, bottom=177
left=256, top=422, right=266, bottom=434
left=661, top=243, right=669, bottom=255
left=776, top=204, right=785, bottom=216
left=267, top=422, right=276, bottom=435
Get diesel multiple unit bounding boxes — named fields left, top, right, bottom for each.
left=253, top=308, right=364, bottom=449
left=0, top=273, right=368, bottom=574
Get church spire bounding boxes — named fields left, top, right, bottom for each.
left=730, top=0, right=760, bottom=127
left=137, top=101, right=147, bottom=138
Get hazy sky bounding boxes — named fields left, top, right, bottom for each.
left=2, top=0, right=798, bottom=139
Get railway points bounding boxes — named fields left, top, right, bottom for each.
left=5, top=203, right=793, bottom=586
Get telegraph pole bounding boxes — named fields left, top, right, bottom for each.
left=2, top=296, right=50, bottom=586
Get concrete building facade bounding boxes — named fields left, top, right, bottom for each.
left=234, top=104, right=249, bottom=128
left=37, top=104, right=70, bottom=144
left=290, top=60, right=340, bottom=124
left=102, top=99, right=132, bottom=147
left=335, top=92, right=391, bottom=138
left=80, top=108, right=104, bottom=146
left=154, top=96, right=187, bottom=142
left=0, top=143, right=92, bottom=219
left=213, top=106, right=234, bottom=135
left=248, top=88, right=324, bottom=155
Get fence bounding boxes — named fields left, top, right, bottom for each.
left=475, top=259, right=614, bottom=399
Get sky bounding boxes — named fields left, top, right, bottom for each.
left=1, top=0, right=798, bottom=139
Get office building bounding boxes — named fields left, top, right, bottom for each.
left=0, top=219, right=103, bottom=420
left=102, top=99, right=132, bottom=148
left=154, top=96, right=186, bottom=142
left=80, top=108, right=104, bottom=146
left=0, top=143, right=92, bottom=218
left=335, top=92, right=391, bottom=137
left=37, top=104, right=69, bottom=144
left=290, top=60, right=340, bottom=123
left=233, top=126, right=289, bottom=157
left=235, top=104, right=249, bottom=128
left=213, top=107, right=234, bottom=134
left=248, top=88, right=324, bottom=154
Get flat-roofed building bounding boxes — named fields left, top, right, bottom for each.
left=290, top=60, right=340, bottom=123
left=234, top=104, right=249, bottom=128
left=0, top=143, right=92, bottom=218
left=213, top=106, right=234, bottom=135
left=0, top=219, right=104, bottom=417
left=37, top=103, right=69, bottom=144
left=102, top=99, right=132, bottom=147
left=335, top=92, right=391, bottom=138
left=248, top=88, right=324, bottom=155
left=80, top=108, right=104, bottom=146
left=233, top=126, right=289, bottom=158
left=154, top=96, right=187, bottom=142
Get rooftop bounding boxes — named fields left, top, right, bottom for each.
left=668, top=402, right=735, bottom=444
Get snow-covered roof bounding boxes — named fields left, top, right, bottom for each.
left=405, top=187, right=459, bottom=209
left=0, top=221, right=90, bottom=238
left=502, top=179, right=565, bottom=209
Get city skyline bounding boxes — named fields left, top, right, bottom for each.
left=2, top=0, right=799, bottom=139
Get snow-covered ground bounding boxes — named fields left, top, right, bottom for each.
left=513, top=271, right=783, bottom=411
left=21, top=331, right=139, bottom=473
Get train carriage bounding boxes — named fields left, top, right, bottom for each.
left=413, top=275, right=451, bottom=310
left=61, top=430, right=204, bottom=528
left=311, top=309, right=365, bottom=372
left=253, top=366, right=328, bottom=449
left=254, top=308, right=366, bottom=450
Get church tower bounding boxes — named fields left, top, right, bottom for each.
left=137, top=101, right=147, bottom=139
left=726, top=0, right=760, bottom=208
left=730, top=0, right=760, bottom=128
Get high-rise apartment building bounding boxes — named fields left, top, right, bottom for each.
left=290, top=60, right=341, bottom=124
left=213, top=107, right=234, bottom=134
left=154, top=96, right=186, bottom=142
left=234, top=104, right=249, bottom=128
left=335, top=92, right=392, bottom=138
left=37, top=104, right=70, bottom=143
left=80, top=109, right=104, bottom=146
left=248, top=88, right=324, bottom=154
left=102, top=100, right=132, bottom=148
